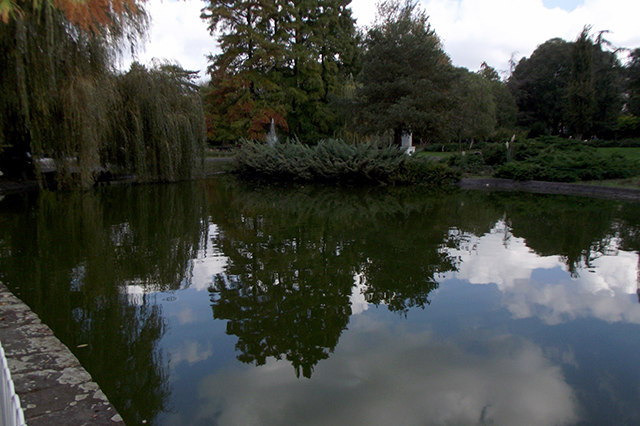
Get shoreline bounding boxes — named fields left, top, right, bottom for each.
left=0, top=282, right=124, bottom=426
left=3, top=172, right=640, bottom=202
left=456, top=178, right=640, bottom=201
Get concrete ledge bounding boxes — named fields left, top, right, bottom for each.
left=0, top=282, right=125, bottom=426
left=458, top=178, right=640, bottom=201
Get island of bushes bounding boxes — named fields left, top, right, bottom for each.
left=229, top=136, right=640, bottom=188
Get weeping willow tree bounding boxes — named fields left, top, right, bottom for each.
left=0, top=0, right=206, bottom=188
left=106, top=61, right=206, bottom=183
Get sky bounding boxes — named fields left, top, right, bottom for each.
left=126, top=0, right=640, bottom=80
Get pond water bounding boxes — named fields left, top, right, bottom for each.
left=2, top=177, right=640, bottom=426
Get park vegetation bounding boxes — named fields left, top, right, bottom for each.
left=202, top=0, right=640, bottom=185
left=2, top=0, right=640, bottom=188
left=0, top=0, right=206, bottom=188
left=234, top=138, right=460, bottom=185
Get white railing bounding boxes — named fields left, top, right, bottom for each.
left=0, top=342, right=25, bottom=426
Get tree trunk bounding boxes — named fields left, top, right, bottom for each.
left=393, top=127, right=403, bottom=146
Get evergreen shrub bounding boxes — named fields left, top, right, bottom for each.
left=494, top=138, right=640, bottom=182
left=584, top=138, right=640, bottom=148
left=447, top=152, right=485, bottom=174
left=233, top=139, right=460, bottom=186
left=388, top=159, right=461, bottom=186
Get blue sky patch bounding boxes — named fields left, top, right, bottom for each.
left=542, top=0, right=584, bottom=12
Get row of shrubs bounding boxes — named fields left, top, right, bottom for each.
left=232, top=136, right=640, bottom=185
left=233, top=139, right=461, bottom=186
left=446, top=137, right=640, bottom=182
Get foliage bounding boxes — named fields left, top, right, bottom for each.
left=0, top=0, right=206, bottom=188
left=508, top=38, right=572, bottom=134
left=626, top=48, right=640, bottom=118
left=616, top=114, right=640, bottom=137
left=106, top=61, right=206, bottom=183
left=201, top=0, right=359, bottom=144
left=494, top=138, right=640, bottom=182
left=0, top=0, right=140, bottom=184
left=566, top=27, right=596, bottom=139
left=508, top=29, right=623, bottom=139
left=233, top=138, right=460, bottom=185
left=234, top=138, right=401, bottom=183
left=481, top=142, right=508, bottom=166
left=479, top=62, right=518, bottom=132
left=449, top=67, right=497, bottom=146
left=357, top=0, right=453, bottom=144
left=389, top=157, right=461, bottom=185
left=583, top=137, right=640, bottom=148
left=0, top=0, right=145, bottom=34
left=446, top=151, right=487, bottom=174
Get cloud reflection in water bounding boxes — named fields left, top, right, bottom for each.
left=446, top=221, right=640, bottom=325
left=195, top=320, right=579, bottom=426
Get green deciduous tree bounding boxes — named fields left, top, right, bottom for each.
left=626, top=48, right=640, bottom=117
left=590, top=32, right=623, bottom=137
left=357, top=0, right=453, bottom=145
left=479, top=62, right=517, bottom=134
left=566, top=27, right=596, bottom=139
left=508, top=38, right=572, bottom=135
left=449, top=67, right=496, bottom=149
left=1, top=0, right=206, bottom=188
left=620, top=48, right=640, bottom=137
left=0, top=0, right=147, bottom=185
left=509, top=28, right=623, bottom=139
left=107, top=61, right=206, bottom=183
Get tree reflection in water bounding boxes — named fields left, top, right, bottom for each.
left=2, top=176, right=640, bottom=424
left=206, top=179, right=501, bottom=377
left=205, top=178, right=640, bottom=378
left=0, top=182, right=208, bottom=426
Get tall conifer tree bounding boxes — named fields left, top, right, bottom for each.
left=357, top=0, right=453, bottom=145
left=201, top=0, right=358, bottom=143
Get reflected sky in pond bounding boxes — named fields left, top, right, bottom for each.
left=1, top=177, right=640, bottom=426
left=160, top=223, right=638, bottom=426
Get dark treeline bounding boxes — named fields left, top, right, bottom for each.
left=3, top=0, right=640, bottom=188
left=201, top=0, right=640, bottom=147
left=509, top=27, right=636, bottom=140
left=201, top=0, right=516, bottom=145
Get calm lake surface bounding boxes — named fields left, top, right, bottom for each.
left=2, top=176, right=640, bottom=426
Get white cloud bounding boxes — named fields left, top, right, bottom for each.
left=174, top=305, right=196, bottom=325
left=420, top=0, right=640, bottom=74
left=170, top=339, right=213, bottom=366
left=125, top=0, right=214, bottom=78
left=194, top=324, right=579, bottom=426
left=445, top=221, right=640, bottom=325
left=350, top=272, right=370, bottom=315
left=186, top=223, right=228, bottom=291
left=350, top=0, right=378, bottom=29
